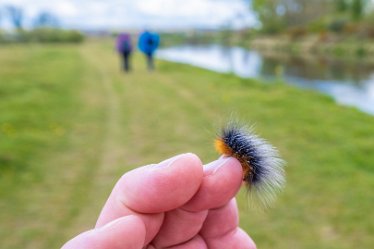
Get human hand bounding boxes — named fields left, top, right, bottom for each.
left=62, top=153, right=256, bottom=249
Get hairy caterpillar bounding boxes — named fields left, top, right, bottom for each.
left=215, top=123, right=285, bottom=206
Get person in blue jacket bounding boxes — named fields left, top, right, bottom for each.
left=138, top=31, right=160, bottom=71
left=116, top=33, right=133, bottom=72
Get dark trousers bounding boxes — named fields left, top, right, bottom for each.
left=121, top=51, right=131, bottom=72
left=146, top=53, right=154, bottom=71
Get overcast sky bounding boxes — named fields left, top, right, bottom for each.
left=1, top=0, right=256, bottom=30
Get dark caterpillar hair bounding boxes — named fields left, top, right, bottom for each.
left=215, top=123, right=285, bottom=206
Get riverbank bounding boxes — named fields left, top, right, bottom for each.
left=249, top=35, right=374, bottom=64
left=0, top=40, right=373, bottom=249
left=162, top=32, right=374, bottom=64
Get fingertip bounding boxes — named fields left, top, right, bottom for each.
left=155, top=153, right=202, bottom=169
left=238, top=228, right=257, bottom=249
left=95, top=153, right=204, bottom=246
left=183, top=157, right=243, bottom=211
left=151, top=208, right=208, bottom=248
left=200, top=198, right=239, bottom=238
left=98, top=215, right=147, bottom=248
left=163, top=235, right=208, bottom=249
left=99, top=215, right=145, bottom=233
left=204, top=228, right=256, bottom=249
left=62, top=215, right=146, bottom=249
left=120, top=153, right=204, bottom=213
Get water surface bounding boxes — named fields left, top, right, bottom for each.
left=158, top=45, right=374, bottom=115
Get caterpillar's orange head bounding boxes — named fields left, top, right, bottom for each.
left=214, top=138, right=233, bottom=156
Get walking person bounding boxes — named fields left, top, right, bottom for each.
left=138, top=30, right=160, bottom=71
left=116, top=33, right=133, bottom=72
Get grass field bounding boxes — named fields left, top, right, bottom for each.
left=0, top=40, right=373, bottom=249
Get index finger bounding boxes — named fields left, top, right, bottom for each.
left=182, top=157, right=243, bottom=211
left=150, top=158, right=243, bottom=247
left=95, top=153, right=204, bottom=243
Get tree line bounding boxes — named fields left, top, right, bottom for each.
left=0, top=5, right=84, bottom=43
left=251, top=0, right=374, bottom=37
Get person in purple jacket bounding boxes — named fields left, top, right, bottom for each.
left=116, top=33, right=133, bottom=72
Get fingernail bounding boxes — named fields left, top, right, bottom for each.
left=98, top=217, right=125, bottom=231
left=204, top=157, right=230, bottom=175
left=156, top=153, right=188, bottom=168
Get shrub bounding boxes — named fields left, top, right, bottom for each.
left=308, top=19, right=328, bottom=33
left=287, top=26, right=307, bottom=40
left=0, top=28, right=85, bottom=44
left=328, top=19, right=347, bottom=33
left=28, top=28, right=85, bottom=43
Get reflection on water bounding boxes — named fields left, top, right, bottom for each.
left=157, top=44, right=374, bottom=115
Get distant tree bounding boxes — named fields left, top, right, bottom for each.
left=252, top=0, right=285, bottom=33
left=33, top=11, right=59, bottom=28
left=336, top=0, right=349, bottom=12
left=6, top=5, right=23, bottom=29
left=351, top=0, right=365, bottom=20
left=252, top=0, right=333, bottom=33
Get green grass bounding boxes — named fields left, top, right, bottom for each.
left=0, top=40, right=373, bottom=249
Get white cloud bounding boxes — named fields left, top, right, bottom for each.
left=134, top=0, right=252, bottom=24
left=136, top=0, right=218, bottom=17
left=55, top=1, right=79, bottom=17
left=0, top=0, right=256, bottom=29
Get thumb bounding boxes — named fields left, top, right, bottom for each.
left=62, top=215, right=146, bottom=249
